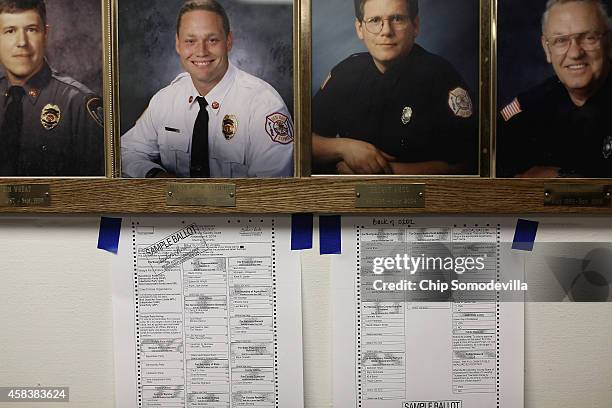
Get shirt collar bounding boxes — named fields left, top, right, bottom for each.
left=369, top=43, right=425, bottom=87
left=22, top=60, right=52, bottom=105
left=2, top=60, right=51, bottom=105
left=553, top=61, right=612, bottom=112
left=0, top=78, right=7, bottom=105
left=584, top=64, right=612, bottom=107
left=186, top=62, right=237, bottom=116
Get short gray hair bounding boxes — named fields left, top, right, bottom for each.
left=542, top=0, right=612, bottom=33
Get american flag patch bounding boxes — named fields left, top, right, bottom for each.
left=501, top=98, right=522, bottom=121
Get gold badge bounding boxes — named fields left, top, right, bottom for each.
left=41, top=104, right=61, bottom=130
left=401, top=106, right=413, bottom=125
left=448, top=87, right=473, bottom=118
left=222, top=115, right=237, bottom=140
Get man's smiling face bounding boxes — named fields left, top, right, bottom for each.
left=175, top=9, right=232, bottom=95
left=542, top=1, right=611, bottom=103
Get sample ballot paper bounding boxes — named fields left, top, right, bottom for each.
left=112, top=216, right=303, bottom=408
left=332, top=216, right=524, bottom=408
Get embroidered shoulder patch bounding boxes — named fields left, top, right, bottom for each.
left=448, top=87, right=473, bottom=118
left=265, top=112, right=294, bottom=144
left=87, top=97, right=104, bottom=128
left=500, top=98, right=522, bottom=122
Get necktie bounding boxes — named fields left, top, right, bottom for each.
left=190, top=96, right=210, bottom=177
left=0, top=86, right=26, bottom=175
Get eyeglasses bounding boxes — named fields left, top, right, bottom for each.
left=545, top=30, right=608, bottom=54
left=363, top=14, right=412, bottom=34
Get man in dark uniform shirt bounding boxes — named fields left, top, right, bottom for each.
left=0, top=0, right=104, bottom=176
left=312, top=0, right=477, bottom=175
left=498, top=0, right=612, bottom=178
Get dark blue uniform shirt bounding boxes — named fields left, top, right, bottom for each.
left=498, top=71, right=612, bottom=178
left=312, top=45, right=478, bottom=174
left=0, top=63, right=104, bottom=176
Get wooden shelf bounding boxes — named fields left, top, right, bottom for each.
left=2, top=178, right=612, bottom=214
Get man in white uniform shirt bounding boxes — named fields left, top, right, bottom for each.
left=121, top=0, right=294, bottom=178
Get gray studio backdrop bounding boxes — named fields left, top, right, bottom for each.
left=312, top=0, right=480, bottom=99
left=118, top=0, right=293, bottom=135
left=497, top=0, right=612, bottom=108
left=0, top=0, right=103, bottom=96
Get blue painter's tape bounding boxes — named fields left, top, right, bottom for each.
left=291, top=214, right=313, bottom=250
left=320, top=215, right=341, bottom=255
left=98, top=217, right=122, bottom=254
left=512, top=219, right=539, bottom=251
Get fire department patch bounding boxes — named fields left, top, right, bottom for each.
left=87, top=97, right=104, bottom=128
left=448, top=87, right=473, bottom=118
left=265, top=112, right=293, bottom=144
left=222, top=115, right=238, bottom=140
left=41, top=104, right=61, bottom=130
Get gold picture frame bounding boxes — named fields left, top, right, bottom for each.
left=304, top=0, right=490, bottom=178
left=3, top=0, right=612, bottom=214
left=0, top=0, right=114, bottom=178
left=112, top=0, right=297, bottom=180
left=105, top=0, right=119, bottom=177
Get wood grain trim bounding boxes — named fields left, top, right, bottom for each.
left=1, top=178, right=612, bottom=214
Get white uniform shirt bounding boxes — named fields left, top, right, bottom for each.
left=121, top=63, right=294, bottom=178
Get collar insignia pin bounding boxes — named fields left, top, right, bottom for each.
left=212, top=101, right=219, bottom=109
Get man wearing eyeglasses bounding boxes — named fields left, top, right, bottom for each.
left=498, top=0, right=612, bottom=178
left=311, top=0, right=477, bottom=175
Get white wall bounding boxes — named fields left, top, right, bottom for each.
left=0, top=216, right=611, bottom=408
left=0, top=217, right=115, bottom=408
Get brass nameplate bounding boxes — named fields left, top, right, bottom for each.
left=0, top=184, right=50, bottom=207
left=167, top=183, right=236, bottom=207
left=355, top=184, right=425, bottom=208
left=544, top=184, right=611, bottom=207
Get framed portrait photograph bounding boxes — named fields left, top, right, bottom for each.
left=310, top=0, right=482, bottom=176
left=117, top=0, right=295, bottom=179
left=0, top=0, right=108, bottom=177
left=496, top=0, right=612, bottom=178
